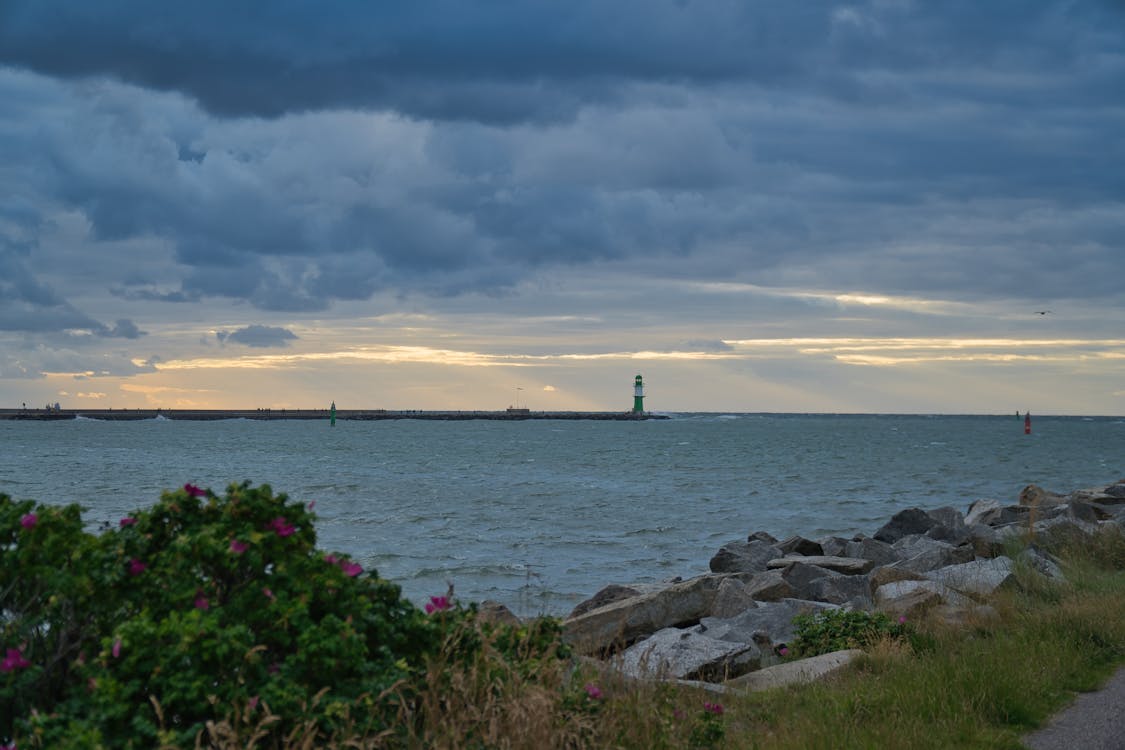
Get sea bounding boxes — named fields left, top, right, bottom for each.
left=2, top=413, right=1123, bottom=617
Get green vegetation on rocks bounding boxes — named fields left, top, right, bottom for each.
left=4, top=482, right=1125, bottom=749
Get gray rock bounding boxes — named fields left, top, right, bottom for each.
left=709, top=539, right=782, bottom=574
left=743, top=569, right=796, bottom=602
left=1020, top=484, right=1067, bottom=508
left=725, top=649, right=863, bottom=692
left=890, top=536, right=975, bottom=573
left=874, top=582, right=942, bottom=620
left=569, top=584, right=643, bottom=619
left=1032, top=516, right=1100, bottom=547
left=928, top=506, right=966, bottom=530
left=748, top=530, right=780, bottom=543
left=766, top=555, right=876, bottom=575
left=779, top=561, right=837, bottom=600
left=869, top=565, right=926, bottom=590
left=477, top=600, right=521, bottom=626
left=926, top=557, right=1019, bottom=599
left=618, top=627, right=762, bottom=681
left=563, top=574, right=741, bottom=655
left=874, top=508, right=939, bottom=543
left=965, top=523, right=1007, bottom=558
left=709, top=576, right=758, bottom=619
left=699, top=598, right=837, bottom=648
left=993, top=505, right=1031, bottom=526
left=817, top=536, right=850, bottom=557
left=1018, top=547, right=1065, bottom=581
left=777, top=535, right=824, bottom=556
left=965, top=498, right=1002, bottom=526
left=874, top=579, right=973, bottom=611
left=844, top=537, right=900, bottom=566
left=807, top=574, right=874, bottom=610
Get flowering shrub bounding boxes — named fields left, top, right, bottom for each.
left=1, top=482, right=439, bottom=748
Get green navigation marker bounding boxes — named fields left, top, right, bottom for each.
left=632, top=374, right=645, bottom=414
left=330, top=401, right=336, bottom=426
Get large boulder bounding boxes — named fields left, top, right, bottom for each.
left=874, top=579, right=973, bottom=614
left=1031, top=516, right=1100, bottom=547
left=777, top=535, right=824, bottom=556
left=766, top=555, right=876, bottom=575
left=618, top=627, right=762, bottom=681
left=699, top=598, right=837, bottom=649
left=709, top=539, right=783, bottom=574
left=890, top=536, right=975, bottom=574
left=742, top=569, right=796, bottom=602
left=873, top=582, right=942, bottom=620
left=709, top=576, right=758, bottom=619
left=874, top=508, right=940, bottom=543
left=965, top=498, right=1002, bottom=527
left=563, top=574, right=742, bottom=655
left=926, top=557, right=1018, bottom=599
left=844, top=537, right=900, bottom=566
left=569, top=584, right=644, bottom=619
left=1019, top=484, right=1066, bottom=508
left=725, top=649, right=863, bottom=692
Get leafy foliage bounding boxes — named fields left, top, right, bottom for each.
left=790, top=608, right=912, bottom=657
left=1, top=482, right=439, bottom=748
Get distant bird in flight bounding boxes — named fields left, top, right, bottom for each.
left=1034, top=310, right=1053, bottom=315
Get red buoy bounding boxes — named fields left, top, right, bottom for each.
left=1024, top=412, right=1031, bottom=435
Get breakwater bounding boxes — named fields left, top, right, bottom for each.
left=0, top=407, right=666, bottom=422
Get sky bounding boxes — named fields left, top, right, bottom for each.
left=1, top=1, right=1123, bottom=415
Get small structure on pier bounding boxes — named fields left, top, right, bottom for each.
left=632, top=374, right=645, bottom=414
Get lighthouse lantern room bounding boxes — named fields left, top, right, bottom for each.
left=632, top=374, right=645, bottom=414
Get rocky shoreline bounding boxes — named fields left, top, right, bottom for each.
left=504, top=479, right=1125, bottom=692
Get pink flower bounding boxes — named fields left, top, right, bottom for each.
left=424, top=595, right=451, bottom=614
left=229, top=539, right=249, bottom=554
left=20, top=513, right=37, bottom=529
left=324, top=554, right=338, bottom=565
left=703, top=702, right=724, bottom=715
left=1, top=647, right=30, bottom=672
left=778, top=646, right=789, bottom=657
left=898, top=615, right=907, bottom=624
left=183, top=483, right=207, bottom=498
left=584, top=682, right=603, bottom=700
left=119, top=517, right=137, bottom=527
left=307, top=500, right=316, bottom=511
left=194, top=595, right=210, bottom=610
left=267, top=516, right=295, bottom=537
left=127, top=558, right=147, bottom=576
left=248, top=695, right=260, bottom=711
left=340, top=561, right=363, bottom=577
left=262, top=587, right=275, bottom=600
left=112, top=639, right=122, bottom=658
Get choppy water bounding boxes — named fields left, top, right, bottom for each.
left=2, top=413, right=1122, bottom=616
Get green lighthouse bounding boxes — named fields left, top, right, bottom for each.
left=632, top=374, right=645, bottom=414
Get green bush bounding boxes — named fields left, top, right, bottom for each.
left=1, top=482, right=440, bottom=748
left=790, top=608, right=912, bottom=657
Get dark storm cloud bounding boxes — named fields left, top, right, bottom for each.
left=218, top=325, right=298, bottom=348
left=0, top=0, right=1120, bottom=324
left=1, top=1, right=1121, bottom=123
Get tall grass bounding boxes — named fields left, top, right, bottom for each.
left=207, top=528, right=1125, bottom=749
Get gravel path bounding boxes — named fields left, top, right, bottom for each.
left=1023, top=665, right=1125, bottom=749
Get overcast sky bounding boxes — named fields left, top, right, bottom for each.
left=1, top=1, right=1123, bottom=414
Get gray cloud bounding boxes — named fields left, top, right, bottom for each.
left=217, top=325, right=299, bottom=348
left=0, top=0, right=1119, bottom=337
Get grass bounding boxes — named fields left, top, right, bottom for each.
left=205, top=528, right=1125, bottom=749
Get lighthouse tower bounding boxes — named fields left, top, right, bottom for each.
left=632, top=374, right=645, bottom=414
